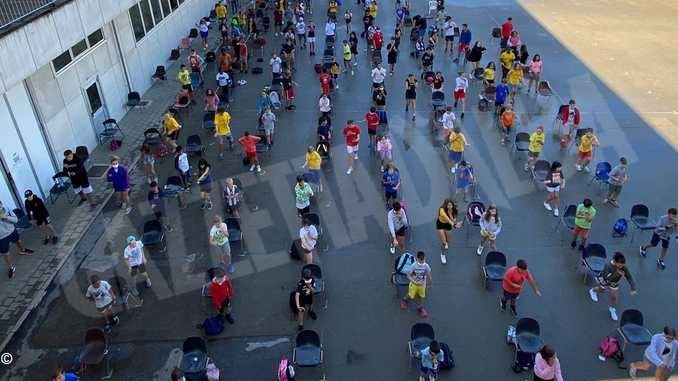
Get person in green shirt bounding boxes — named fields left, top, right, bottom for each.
left=176, top=65, right=193, bottom=102
left=571, top=198, right=596, bottom=251
left=342, top=40, right=353, bottom=74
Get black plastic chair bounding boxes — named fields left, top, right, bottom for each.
left=98, top=119, right=124, bottom=145
left=189, top=28, right=198, bottom=38
left=482, top=251, right=507, bottom=289
left=630, top=204, right=655, bottom=243
left=617, top=309, right=652, bottom=351
left=143, top=128, right=162, bottom=147
left=515, top=318, right=544, bottom=353
left=79, top=328, right=113, bottom=378
left=202, top=112, right=215, bottom=130
left=513, top=132, right=530, bottom=156
left=127, top=92, right=141, bottom=107
left=465, top=201, right=485, bottom=240
left=226, top=217, right=245, bottom=255
left=12, top=208, right=32, bottom=233
left=431, top=91, right=445, bottom=110
left=108, top=276, right=142, bottom=310
left=408, top=323, right=435, bottom=359
left=554, top=204, right=577, bottom=243
left=180, top=336, right=208, bottom=377
left=152, top=65, right=166, bottom=80
left=49, top=174, right=75, bottom=204
left=293, top=330, right=324, bottom=368
left=142, top=220, right=166, bottom=253
left=531, top=160, right=550, bottom=187
left=185, top=134, right=204, bottom=157
left=581, top=244, right=607, bottom=283
left=76, top=146, right=90, bottom=168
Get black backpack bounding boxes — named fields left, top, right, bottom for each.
left=439, top=342, right=455, bottom=370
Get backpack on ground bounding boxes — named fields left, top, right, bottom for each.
left=612, top=218, right=628, bottom=237
left=599, top=336, right=625, bottom=367
left=289, top=239, right=303, bottom=260
left=201, top=315, right=224, bottom=336
left=277, top=356, right=296, bottom=381
left=491, top=27, right=501, bottom=38
left=314, top=63, right=322, bottom=74
left=439, top=342, right=455, bottom=370
left=395, top=252, right=415, bottom=274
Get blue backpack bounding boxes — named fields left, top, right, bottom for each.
left=612, top=218, right=628, bottom=237
left=202, top=316, right=225, bottom=336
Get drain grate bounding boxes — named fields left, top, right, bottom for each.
left=87, top=164, right=109, bottom=178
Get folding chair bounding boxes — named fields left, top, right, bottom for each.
left=531, top=160, right=550, bottom=189
left=49, top=174, right=75, bottom=204
left=226, top=217, right=246, bottom=255
left=292, top=330, right=325, bottom=380
left=408, top=323, right=435, bottom=368
left=588, top=161, right=611, bottom=193
left=142, top=220, right=167, bottom=253
left=629, top=204, right=655, bottom=243
left=98, top=119, right=124, bottom=145
left=581, top=244, right=606, bottom=283
left=127, top=92, right=141, bottom=108
left=554, top=204, right=577, bottom=244
left=512, top=132, right=530, bottom=159
left=302, top=264, right=327, bottom=309
left=79, top=328, right=113, bottom=379
left=617, top=309, right=652, bottom=352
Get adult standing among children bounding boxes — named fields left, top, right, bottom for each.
left=386, top=38, right=398, bottom=75
left=436, top=199, right=462, bottom=264
left=604, top=157, right=629, bottom=207
left=106, top=156, right=132, bottom=214
left=0, top=202, right=34, bottom=279
left=640, top=208, right=678, bottom=270
left=526, top=54, right=543, bottom=95
left=24, top=190, right=57, bottom=245
left=62, top=149, right=95, bottom=207
left=500, top=259, right=541, bottom=317
left=387, top=201, right=409, bottom=254
left=543, top=161, right=565, bottom=217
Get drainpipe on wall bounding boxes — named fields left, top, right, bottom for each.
left=111, top=20, right=132, bottom=93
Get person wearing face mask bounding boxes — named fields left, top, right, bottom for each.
left=106, top=156, right=132, bottom=214
left=209, top=268, right=235, bottom=324
left=292, top=268, right=317, bottom=331
left=629, top=326, right=678, bottom=380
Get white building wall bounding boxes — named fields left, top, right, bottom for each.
left=0, top=0, right=213, bottom=205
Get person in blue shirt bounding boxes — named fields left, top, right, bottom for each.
left=495, top=78, right=510, bottom=110
left=419, top=340, right=445, bottom=381
left=455, top=23, right=472, bottom=62
left=51, top=366, right=79, bottom=381
left=382, top=161, right=401, bottom=207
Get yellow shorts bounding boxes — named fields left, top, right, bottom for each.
left=408, top=283, right=426, bottom=299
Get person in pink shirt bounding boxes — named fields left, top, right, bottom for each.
left=534, top=346, right=565, bottom=381
left=204, top=88, right=220, bottom=112
left=527, top=55, right=543, bottom=95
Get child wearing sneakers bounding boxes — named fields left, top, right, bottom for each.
left=400, top=251, right=432, bottom=317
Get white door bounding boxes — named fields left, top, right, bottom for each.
left=84, top=81, right=109, bottom=136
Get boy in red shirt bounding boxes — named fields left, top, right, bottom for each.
left=500, top=259, right=541, bottom=316
left=238, top=40, right=249, bottom=73
left=343, top=120, right=361, bottom=175
left=365, top=107, right=380, bottom=150
left=239, top=132, right=262, bottom=173
left=209, top=268, right=235, bottom=324
left=319, top=70, right=332, bottom=95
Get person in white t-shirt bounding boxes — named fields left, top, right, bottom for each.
left=270, top=53, right=283, bottom=78
left=295, top=18, right=307, bottom=48
left=443, top=16, right=457, bottom=53
left=441, top=106, right=456, bottom=138
left=453, top=72, right=469, bottom=119
left=85, top=274, right=118, bottom=332
left=371, top=63, right=387, bottom=88
left=209, top=215, right=234, bottom=273
left=124, top=235, right=152, bottom=291
left=325, top=20, right=336, bottom=37
left=299, top=217, right=318, bottom=264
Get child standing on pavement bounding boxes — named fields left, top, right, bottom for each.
left=123, top=236, right=152, bottom=293
left=640, top=208, right=678, bottom=270
left=400, top=251, right=432, bottom=318
left=575, top=129, right=599, bottom=172
left=85, top=274, right=118, bottom=333
left=209, top=215, right=233, bottom=273
left=588, top=252, right=637, bottom=321
left=571, top=198, right=596, bottom=251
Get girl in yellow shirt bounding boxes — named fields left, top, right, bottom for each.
left=507, top=62, right=523, bottom=102
left=303, top=146, right=323, bottom=192
left=163, top=112, right=181, bottom=149
left=526, top=126, right=545, bottom=171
